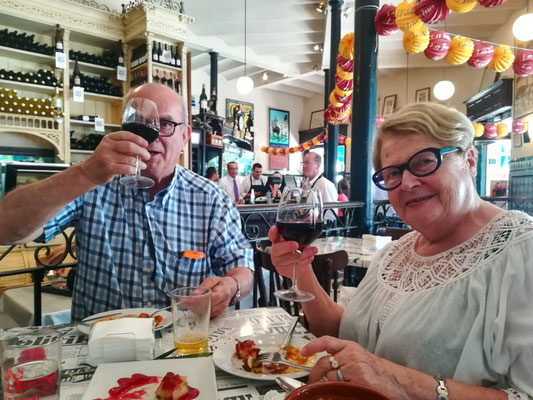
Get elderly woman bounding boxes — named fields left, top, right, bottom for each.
left=268, top=103, right=533, bottom=399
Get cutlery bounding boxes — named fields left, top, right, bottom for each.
left=81, top=312, right=122, bottom=323
left=275, top=376, right=305, bottom=392
left=257, top=352, right=312, bottom=371
left=262, top=316, right=298, bottom=364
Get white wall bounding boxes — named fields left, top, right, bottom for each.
left=191, top=69, right=305, bottom=175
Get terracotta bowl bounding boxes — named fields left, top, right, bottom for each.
left=285, top=382, right=393, bottom=400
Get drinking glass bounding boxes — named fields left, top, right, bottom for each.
left=274, top=187, right=323, bottom=302
left=171, top=287, right=211, bottom=355
left=1, top=328, right=61, bottom=400
left=119, top=97, right=160, bottom=189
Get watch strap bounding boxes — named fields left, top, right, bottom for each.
left=228, top=275, right=241, bottom=306
left=435, top=377, right=449, bottom=400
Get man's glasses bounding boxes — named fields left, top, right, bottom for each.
left=302, top=161, right=318, bottom=165
left=372, top=147, right=460, bottom=191
left=159, top=119, right=185, bottom=137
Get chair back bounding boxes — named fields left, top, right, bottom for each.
left=311, top=250, right=348, bottom=302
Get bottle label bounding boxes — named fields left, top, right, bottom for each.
left=201, top=100, right=207, bottom=109
left=56, top=42, right=63, bottom=51
left=94, top=117, right=105, bottom=132
left=116, top=66, right=127, bottom=81
left=73, top=86, right=84, bottom=103
left=55, top=52, right=66, bottom=69
left=118, top=56, right=124, bottom=64
left=74, top=77, right=81, bottom=86
left=162, top=50, right=171, bottom=64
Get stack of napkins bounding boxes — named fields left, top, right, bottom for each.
left=87, top=318, right=155, bottom=365
left=362, top=234, right=392, bottom=250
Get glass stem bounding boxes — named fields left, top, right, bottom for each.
left=291, top=249, right=302, bottom=292
left=135, top=156, right=141, bottom=179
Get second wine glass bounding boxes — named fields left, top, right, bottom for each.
left=119, top=97, right=160, bottom=189
left=274, top=187, right=323, bottom=302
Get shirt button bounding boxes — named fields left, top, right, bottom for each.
left=146, top=302, right=153, bottom=308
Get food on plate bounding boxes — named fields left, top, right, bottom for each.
left=235, top=339, right=314, bottom=374
left=94, top=372, right=199, bottom=400
left=90, top=312, right=164, bottom=327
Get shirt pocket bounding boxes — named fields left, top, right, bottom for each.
left=157, top=252, right=210, bottom=294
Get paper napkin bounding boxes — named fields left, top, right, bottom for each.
left=362, top=234, right=392, bottom=250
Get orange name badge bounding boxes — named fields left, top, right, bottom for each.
left=183, top=250, right=205, bottom=259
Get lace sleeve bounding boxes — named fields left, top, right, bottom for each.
left=503, top=388, right=531, bottom=400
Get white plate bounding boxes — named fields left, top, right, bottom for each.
left=78, top=308, right=172, bottom=335
left=81, top=357, right=216, bottom=400
left=213, top=334, right=316, bottom=381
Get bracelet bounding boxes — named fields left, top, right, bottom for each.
left=435, top=377, right=449, bottom=400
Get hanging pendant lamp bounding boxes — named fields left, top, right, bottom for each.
left=237, top=0, right=254, bottom=95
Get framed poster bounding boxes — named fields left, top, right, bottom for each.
left=382, top=94, right=397, bottom=116
left=309, top=110, right=324, bottom=129
left=415, top=87, right=430, bottom=103
left=225, top=98, right=254, bottom=137
left=513, top=132, right=523, bottom=147
left=269, top=108, right=290, bottom=146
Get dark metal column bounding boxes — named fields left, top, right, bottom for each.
left=325, top=0, right=343, bottom=183
left=476, top=144, right=487, bottom=196
left=351, top=0, right=379, bottom=234
left=209, top=51, right=218, bottom=99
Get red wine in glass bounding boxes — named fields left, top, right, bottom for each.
left=277, top=221, right=324, bottom=249
left=121, top=122, right=159, bottom=144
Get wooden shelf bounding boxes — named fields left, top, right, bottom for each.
left=0, top=45, right=54, bottom=64
left=152, top=61, right=182, bottom=73
left=131, top=63, right=148, bottom=73
left=70, top=119, right=120, bottom=128
left=69, top=59, right=116, bottom=74
left=70, top=149, right=94, bottom=154
left=0, top=79, right=60, bottom=95
left=81, top=92, right=122, bottom=103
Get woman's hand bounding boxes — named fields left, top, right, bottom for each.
left=267, top=226, right=318, bottom=279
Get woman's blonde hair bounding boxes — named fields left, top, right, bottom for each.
left=372, top=102, right=475, bottom=170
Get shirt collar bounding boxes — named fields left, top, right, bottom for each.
left=308, top=173, right=321, bottom=186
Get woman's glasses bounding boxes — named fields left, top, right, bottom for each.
left=372, top=147, right=460, bottom=191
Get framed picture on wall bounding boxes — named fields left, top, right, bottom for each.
left=415, top=87, right=430, bottom=103
left=309, top=110, right=324, bottom=129
left=382, top=95, right=397, bottom=116
left=513, top=132, right=523, bottom=147
left=269, top=108, right=290, bottom=146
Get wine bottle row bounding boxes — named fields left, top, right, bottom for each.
left=151, top=40, right=181, bottom=68
left=70, top=133, right=103, bottom=150
left=0, top=88, right=55, bottom=117
left=0, top=68, right=59, bottom=87
left=0, top=28, right=55, bottom=56
left=153, top=68, right=180, bottom=93
left=69, top=40, right=123, bottom=68
left=131, top=43, right=148, bottom=69
left=71, top=59, right=122, bottom=96
left=130, top=69, right=148, bottom=88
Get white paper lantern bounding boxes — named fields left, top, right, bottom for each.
left=513, top=14, right=533, bottom=42
left=433, top=80, right=455, bottom=100
left=236, top=76, right=254, bottom=95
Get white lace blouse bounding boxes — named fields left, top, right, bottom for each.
left=339, top=211, right=533, bottom=399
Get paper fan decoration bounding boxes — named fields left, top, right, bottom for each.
left=467, top=41, right=494, bottom=68
left=414, top=0, right=450, bottom=24
left=403, top=25, right=430, bottom=54
left=484, top=123, right=497, bottom=139
left=446, top=0, right=477, bottom=13
left=339, top=33, right=354, bottom=59
left=395, top=0, right=422, bottom=32
left=512, top=120, right=525, bottom=133
left=446, top=36, right=474, bottom=65
left=473, top=123, right=484, bottom=137
left=424, top=30, right=450, bottom=60
left=335, top=74, right=353, bottom=92
left=496, top=123, right=509, bottom=137
left=337, top=53, right=354, bottom=72
left=375, top=4, right=399, bottom=36
left=513, top=49, right=533, bottom=77
left=488, top=45, right=515, bottom=72
left=478, top=0, right=507, bottom=7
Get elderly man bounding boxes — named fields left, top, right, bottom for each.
left=240, top=163, right=269, bottom=202
left=219, top=162, right=243, bottom=204
left=0, top=83, right=253, bottom=320
left=302, top=152, right=337, bottom=203
left=206, top=166, right=219, bottom=182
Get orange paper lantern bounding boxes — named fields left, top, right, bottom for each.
left=446, top=36, right=474, bottom=65
left=488, top=45, right=515, bottom=72
left=395, top=0, right=422, bottom=32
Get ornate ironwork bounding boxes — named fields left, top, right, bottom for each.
left=34, top=229, right=77, bottom=268
left=122, top=0, right=184, bottom=14
left=68, top=0, right=120, bottom=14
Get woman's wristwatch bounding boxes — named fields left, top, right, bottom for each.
left=228, top=276, right=242, bottom=306
left=435, top=378, right=449, bottom=400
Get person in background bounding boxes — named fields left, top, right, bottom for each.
left=302, top=152, right=337, bottom=203
left=219, top=161, right=243, bottom=204
left=0, top=83, right=254, bottom=320
left=268, top=102, right=533, bottom=398
left=206, top=166, right=219, bottom=183
left=337, top=178, right=350, bottom=220
left=241, top=163, right=269, bottom=202
left=268, top=171, right=283, bottom=199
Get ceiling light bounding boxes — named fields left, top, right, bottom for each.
left=313, top=43, right=324, bottom=52
left=433, top=80, right=455, bottom=101
left=513, top=14, right=533, bottom=41
left=236, top=0, right=254, bottom=95
left=343, top=6, right=353, bottom=18
left=316, top=2, right=325, bottom=13
left=262, top=71, right=268, bottom=81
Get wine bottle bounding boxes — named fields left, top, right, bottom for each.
left=153, top=68, right=160, bottom=84
left=52, top=86, right=63, bottom=124
left=72, top=57, right=81, bottom=87
left=200, top=84, right=208, bottom=114
left=175, top=47, right=181, bottom=68
left=118, top=40, right=124, bottom=67
left=174, top=73, right=180, bottom=93
left=55, top=24, right=63, bottom=53
left=209, top=87, right=217, bottom=114
left=163, top=43, right=169, bottom=65
left=161, top=70, right=167, bottom=86
left=152, top=41, right=158, bottom=62
left=168, top=72, right=175, bottom=89
left=170, top=45, right=176, bottom=67
left=157, top=41, right=162, bottom=63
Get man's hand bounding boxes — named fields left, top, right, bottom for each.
left=78, top=131, right=151, bottom=186
left=196, top=276, right=237, bottom=317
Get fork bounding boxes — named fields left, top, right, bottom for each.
left=257, top=352, right=312, bottom=371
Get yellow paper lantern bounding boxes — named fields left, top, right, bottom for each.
left=488, top=45, right=515, bottom=72
left=335, top=86, right=353, bottom=98
left=261, top=146, right=268, bottom=152
left=302, top=142, right=311, bottom=150
left=496, top=122, right=509, bottom=137
left=330, top=90, right=344, bottom=107
left=446, top=36, right=474, bottom=65
left=345, top=137, right=352, bottom=146
left=395, top=0, right=421, bottom=32
left=312, top=137, right=320, bottom=145
left=339, top=33, right=355, bottom=60
left=336, top=65, right=353, bottom=80
left=403, top=25, right=430, bottom=54
left=473, top=123, right=484, bottom=137
left=446, top=0, right=477, bottom=13
left=284, top=148, right=291, bottom=155
left=267, top=148, right=275, bottom=155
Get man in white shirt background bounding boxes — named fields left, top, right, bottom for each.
left=240, top=163, right=269, bottom=202
left=219, top=162, right=243, bottom=204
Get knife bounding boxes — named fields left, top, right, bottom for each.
left=280, top=316, right=299, bottom=352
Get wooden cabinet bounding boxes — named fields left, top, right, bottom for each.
left=0, top=0, right=193, bottom=164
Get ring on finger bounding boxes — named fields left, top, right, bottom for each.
left=329, top=355, right=340, bottom=369
left=337, top=368, right=345, bottom=382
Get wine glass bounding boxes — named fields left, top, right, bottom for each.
left=274, top=187, right=323, bottom=302
left=119, top=98, right=160, bottom=188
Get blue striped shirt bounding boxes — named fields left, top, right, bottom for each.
left=41, top=165, right=254, bottom=320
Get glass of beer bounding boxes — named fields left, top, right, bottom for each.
left=171, top=286, right=211, bottom=355
left=1, top=328, right=61, bottom=400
